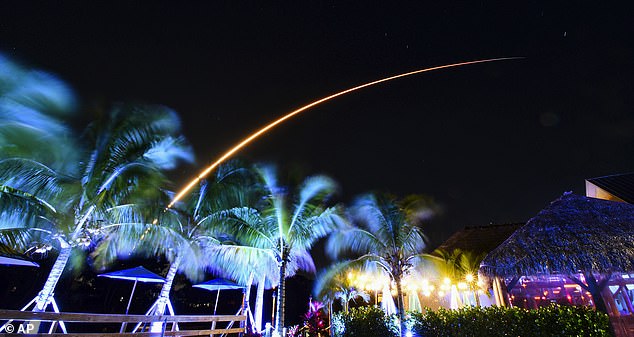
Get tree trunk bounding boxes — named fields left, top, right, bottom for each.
left=34, top=245, right=72, bottom=311
left=255, top=274, right=266, bottom=332
left=329, top=300, right=334, bottom=337
left=30, top=245, right=72, bottom=333
left=584, top=273, right=609, bottom=315
left=274, top=257, right=287, bottom=336
left=394, top=275, right=406, bottom=337
left=244, top=273, right=254, bottom=332
left=155, top=256, right=182, bottom=315
left=149, top=256, right=181, bottom=333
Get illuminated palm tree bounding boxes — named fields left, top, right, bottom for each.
left=325, top=194, right=435, bottom=337
left=425, top=248, right=486, bottom=306
left=0, top=103, right=193, bottom=317
left=92, top=161, right=268, bottom=331
left=314, top=262, right=370, bottom=313
left=214, top=165, right=343, bottom=336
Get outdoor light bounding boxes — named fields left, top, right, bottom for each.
left=465, top=274, right=474, bottom=282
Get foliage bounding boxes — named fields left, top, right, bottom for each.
left=333, top=306, right=398, bottom=337
left=212, top=165, right=344, bottom=334
left=427, top=248, right=486, bottom=282
left=91, top=161, right=258, bottom=282
left=1, top=55, right=195, bottom=311
left=298, top=300, right=328, bottom=337
left=326, top=193, right=436, bottom=336
left=409, top=305, right=611, bottom=337
left=313, top=261, right=370, bottom=313
left=0, top=53, right=78, bottom=174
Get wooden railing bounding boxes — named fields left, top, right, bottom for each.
left=0, top=309, right=246, bottom=337
left=611, top=315, right=634, bottom=337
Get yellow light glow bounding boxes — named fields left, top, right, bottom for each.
left=465, top=274, right=474, bottom=282
left=457, top=282, right=467, bottom=290
left=438, top=290, right=445, bottom=297
left=167, top=57, right=524, bottom=208
left=443, top=277, right=451, bottom=285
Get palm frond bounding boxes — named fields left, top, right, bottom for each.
left=0, top=158, right=68, bottom=204
left=204, top=243, right=278, bottom=285
left=0, top=227, right=35, bottom=254
left=325, top=224, right=383, bottom=260
left=289, top=175, right=338, bottom=233
left=199, top=207, right=276, bottom=250
left=290, top=206, right=344, bottom=251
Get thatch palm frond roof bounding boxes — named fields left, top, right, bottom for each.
left=480, top=193, right=634, bottom=278
left=436, top=223, right=524, bottom=256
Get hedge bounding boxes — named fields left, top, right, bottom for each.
left=334, top=305, right=611, bottom=337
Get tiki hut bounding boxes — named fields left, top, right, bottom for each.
left=480, top=192, right=634, bottom=317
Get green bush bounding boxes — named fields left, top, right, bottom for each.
left=332, top=306, right=398, bottom=337
left=409, top=305, right=611, bottom=337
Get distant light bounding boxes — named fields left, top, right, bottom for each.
left=406, top=330, right=413, bottom=337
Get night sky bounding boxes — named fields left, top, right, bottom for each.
left=1, top=2, right=633, bottom=272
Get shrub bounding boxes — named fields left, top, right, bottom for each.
left=409, top=305, right=611, bottom=337
left=333, top=306, right=398, bottom=337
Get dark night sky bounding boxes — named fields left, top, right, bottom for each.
left=1, top=1, right=633, bottom=249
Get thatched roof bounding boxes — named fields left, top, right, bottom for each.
left=436, top=223, right=524, bottom=256
left=480, top=193, right=634, bottom=277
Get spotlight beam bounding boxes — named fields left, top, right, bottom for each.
left=167, top=57, right=523, bottom=208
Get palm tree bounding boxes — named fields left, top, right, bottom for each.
left=1, top=54, right=79, bottom=260
left=425, top=248, right=486, bottom=306
left=214, top=165, right=343, bottom=336
left=314, top=262, right=370, bottom=317
left=92, top=161, right=267, bottom=331
left=0, top=103, right=193, bottom=316
left=325, top=194, right=435, bottom=337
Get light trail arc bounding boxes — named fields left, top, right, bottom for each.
left=167, top=57, right=523, bottom=209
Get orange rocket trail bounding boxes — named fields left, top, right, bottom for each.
left=167, top=57, right=523, bottom=208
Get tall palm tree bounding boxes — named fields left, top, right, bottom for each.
left=0, top=104, right=193, bottom=315
left=92, top=161, right=266, bottom=330
left=325, top=194, right=435, bottom=337
left=214, top=165, right=343, bottom=336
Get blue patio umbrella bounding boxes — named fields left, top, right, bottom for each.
left=0, top=255, right=39, bottom=267
left=194, top=279, right=245, bottom=315
left=99, top=266, right=165, bottom=332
